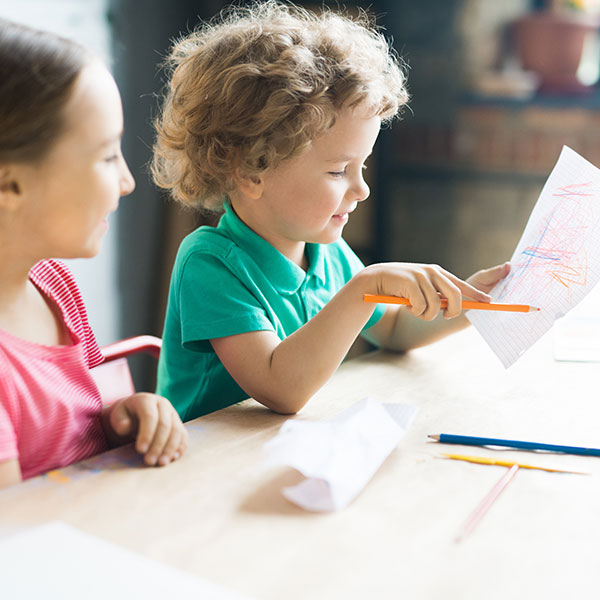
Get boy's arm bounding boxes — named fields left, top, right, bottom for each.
left=211, top=273, right=374, bottom=414
left=362, top=305, right=471, bottom=352
left=210, top=262, right=503, bottom=414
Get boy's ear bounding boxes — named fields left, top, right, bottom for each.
left=0, top=166, right=22, bottom=211
left=235, top=170, right=264, bottom=200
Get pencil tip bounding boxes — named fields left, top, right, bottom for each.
left=428, top=434, right=440, bottom=441
left=531, top=306, right=541, bottom=312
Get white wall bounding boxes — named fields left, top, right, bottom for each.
left=0, top=0, right=119, bottom=345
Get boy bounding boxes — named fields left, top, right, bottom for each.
left=152, top=1, right=509, bottom=419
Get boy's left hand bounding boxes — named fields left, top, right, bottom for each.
left=466, top=261, right=510, bottom=295
left=102, top=393, right=188, bottom=466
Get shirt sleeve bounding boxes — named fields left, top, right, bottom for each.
left=0, top=353, right=18, bottom=463
left=177, top=250, right=275, bottom=352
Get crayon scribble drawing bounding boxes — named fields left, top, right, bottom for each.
left=468, top=147, right=600, bottom=367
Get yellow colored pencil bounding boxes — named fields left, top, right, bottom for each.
left=441, top=453, right=589, bottom=475
left=363, top=294, right=540, bottom=313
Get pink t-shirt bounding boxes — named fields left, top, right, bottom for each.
left=0, top=260, right=108, bottom=479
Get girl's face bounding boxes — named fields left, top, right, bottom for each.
left=13, top=60, right=134, bottom=261
left=234, top=108, right=381, bottom=267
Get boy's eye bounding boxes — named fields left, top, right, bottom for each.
left=105, top=155, right=119, bottom=163
left=328, top=170, right=345, bottom=177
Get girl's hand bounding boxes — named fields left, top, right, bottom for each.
left=102, top=393, right=188, bottom=466
left=466, top=261, right=511, bottom=294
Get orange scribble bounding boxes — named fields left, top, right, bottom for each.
left=46, top=469, right=70, bottom=484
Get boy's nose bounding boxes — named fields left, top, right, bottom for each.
left=353, top=177, right=370, bottom=203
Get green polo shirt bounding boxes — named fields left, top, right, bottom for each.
left=157, top=203, right=384, bottom=420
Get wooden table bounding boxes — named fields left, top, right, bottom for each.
left=1, top=327, right=600, bottom=599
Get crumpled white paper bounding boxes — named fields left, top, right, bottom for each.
left=263, top=398, right=418, bottom=511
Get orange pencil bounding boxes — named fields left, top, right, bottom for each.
left=363, top=294, right=540, bottom=313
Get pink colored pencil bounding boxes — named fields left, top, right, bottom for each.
left=454, top=464, right=520, bottom=543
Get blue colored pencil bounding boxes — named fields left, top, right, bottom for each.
left=428, top=434, right=600, bottom=457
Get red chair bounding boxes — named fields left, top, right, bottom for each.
left=90, top=335, right=161, bottom=404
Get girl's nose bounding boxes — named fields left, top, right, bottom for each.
left=120, top=158, right=136, bottom=196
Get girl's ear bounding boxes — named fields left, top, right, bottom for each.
left=0, top=167, right=22, bottom=211
left=234, top=169, right=264, bottom=200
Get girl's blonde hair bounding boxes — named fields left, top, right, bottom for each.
left=151, top=0, right=408, bottom=211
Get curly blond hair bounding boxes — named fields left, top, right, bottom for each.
left=151, top=0, right=408, bottom=211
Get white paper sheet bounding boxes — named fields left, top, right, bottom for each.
left=468, top=146, right=600, bottom=367
left=263, top=398, right=417, bottom=511
left=0, top=521, right=251, bottom=599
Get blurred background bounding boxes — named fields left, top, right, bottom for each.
left=2, top=0, right=600, bottom=387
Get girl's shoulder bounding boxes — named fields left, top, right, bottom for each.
left=29, top=260, right=103, bottom=368
left=30, top=259, right=79, bottom=295
left=29, top=259, right=87, bottom=324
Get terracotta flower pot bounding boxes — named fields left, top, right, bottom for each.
left=514, top=11, right=598, bottom=94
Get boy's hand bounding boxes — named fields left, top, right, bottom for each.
left=367, top=262, right=492, bottom=321
left=102, top=393, right=188, bottom=466
left=466, top=261, right=511, bottom=294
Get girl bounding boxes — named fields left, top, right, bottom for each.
left=152, top=1, right=511, bottom=420
left=0, top=19, right=187, bottom=487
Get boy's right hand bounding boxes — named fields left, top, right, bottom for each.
left=363, top=262, right=492, bottom=321
left=101, top=393, right=188, bottom=466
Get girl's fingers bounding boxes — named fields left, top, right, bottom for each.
left=143, top=399, right=173, bottom=465
left=109, top=401, right=134, bottom=436
left=111, top=393, right=186, bottom=467
left=157, top=419, right=186, bottom=466
left=174, top=427, right=189, bottom=461
left=133, top=396, right=159, bottom=455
